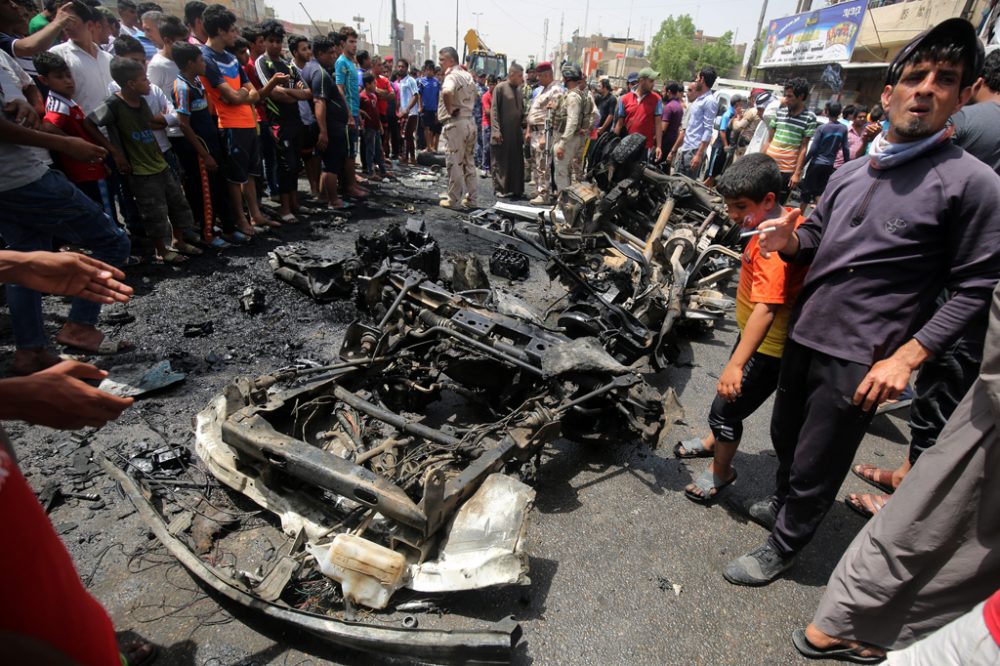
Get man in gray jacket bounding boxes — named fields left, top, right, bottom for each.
left=723, top=18, right=1000, bottom=586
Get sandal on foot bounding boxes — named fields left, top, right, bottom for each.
left=120, top=638, right=157, bottom=666
left=223, top=231, right=252, bottom=245
left=844, top=493, right=890, bottom=519
left=158, top=250, right=188, bottom=264
left=279, top=213, right=299, bottom=223
left=62, top=337, right=135, bottom=355
left=684, top=468, right=737, bottom=505
left=173, top=241, right=203, bottom=256
left=674, top=438, right=713, bottom=459
left=851, top=464, right=896, bottom=494
left=791, top=628, right=884, bottom=664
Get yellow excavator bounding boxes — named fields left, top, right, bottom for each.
left=462, top=29, right=507, bottom=79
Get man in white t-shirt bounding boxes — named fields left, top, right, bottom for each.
left=395, top=57, right=419, bottom=164
left=49, top=2, right=112, bottom=115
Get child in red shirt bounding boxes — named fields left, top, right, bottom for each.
left=34, top=51, right=126, bottom=218
left=360, top=73, right=387, bottom=179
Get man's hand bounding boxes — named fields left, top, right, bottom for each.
left=863, top=122, right=881, bottom=143
left=53, top=2, right=81, bottom=29
left=690, top=153, right=702, bottom=172
left=61, top=136, right=107, bottom=164
left=8, top=251, right=133, bottom=303
left=655, top=146, right=663, bottom=162
left=4, top=100, right=40, bottom=129
left=667, top=149, right=676, bottom=163
left=555, top=145, right=564, bottom=160
left=491, top=132, right=502, bottom=145
left=6, top=361, right=134, bottom=429
left=757, top=207, right=800, bottom=258
left=317, top=133, right=328, bottom=151
left=204, top=154, right=218, bottom=171
left=269, top=72, right=290, bottom=87
left=347, top=116, right=356, bottom=129
left=790, top=171, right=801, bottom=190
left=111, top=148, right=129, bottom=174
left=717, top=361, right=744, bottom=402
left=853, top=340, right=929, bottom=412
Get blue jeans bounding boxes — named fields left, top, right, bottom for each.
left=0, top=170, right=130, bottom=349
left=480, top=126, right=492, bottom=171
left=362, top=127, right=386, bottom=175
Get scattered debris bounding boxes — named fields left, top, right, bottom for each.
left=489, top=245, right=530, bottom=281
left=98, top=360, right=186, bottom=398
left=240, top=286, right=267, bottom=315
left=190, top=503, right=239, bottom=554
left=183, top=321, right=214, bottom=337
left=451, top=253, right=490, bottom=291
left=128, top=443, right=189, bottom=476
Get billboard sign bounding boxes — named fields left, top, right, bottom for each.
left=760, top=0, right=866, bottom=67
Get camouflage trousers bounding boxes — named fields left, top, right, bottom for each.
left=530, top=131, right=552, bottom=198
left=572, top=135, right=589, bottom=183
left=553, top=133, right=583, bottom=191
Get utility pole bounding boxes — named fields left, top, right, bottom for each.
left=391, top=0, right=400, bottom=61
left=583, top=0, right=589, bottom=41
left=543, top=19, right=550, bottom=61
left=558, top=12, right=564, bottom=64
left=745, top=0, right=768, bottom=79
left=620, top=0, right=633, bottom=79
left=455, top=0, right=459, bottom=49
left=353, top=15, right=365, bottom=49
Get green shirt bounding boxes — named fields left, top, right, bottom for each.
left=93, top=95, right=166, bottom=176
left=28, top=13, right=49, bottom=34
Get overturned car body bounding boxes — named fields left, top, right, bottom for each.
left=112, top=264, right=677, bottom=662
left=114, top=136, right=737, bottom=662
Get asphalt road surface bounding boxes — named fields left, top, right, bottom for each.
left=5, top=172, right=910, bottom=666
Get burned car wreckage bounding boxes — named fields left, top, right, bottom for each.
left=111, top=133, right=744, bottom=662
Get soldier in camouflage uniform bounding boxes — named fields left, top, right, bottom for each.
left=553, top=65, right=592, bottom=190
left=524, top=61, right=564, bottom=204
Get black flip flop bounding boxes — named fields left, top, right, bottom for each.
left=791, top=628, right=884, bottom=664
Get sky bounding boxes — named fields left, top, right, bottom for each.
left=269, top=0, right=803, bottom=67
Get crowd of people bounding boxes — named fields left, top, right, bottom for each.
left=0, top=0, right=999, bottom=662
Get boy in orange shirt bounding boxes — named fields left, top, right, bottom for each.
left=674, top=153, right=807, bottom=503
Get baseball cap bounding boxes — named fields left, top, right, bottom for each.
left=886, top=17, right=983, bottom=87
left=637, top=67, right=659, bottom=80
left=754, top=90, right=773, bottom=109
left=536, top=61, right=553, bottom=73
left=626, top=72, right=638, bottom=83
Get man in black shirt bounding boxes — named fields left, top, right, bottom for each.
left=256, top=19, right=311, bottom=220
left=310, top=35, right=349, bottom=211
left=594, top=79, right=616, bottom=136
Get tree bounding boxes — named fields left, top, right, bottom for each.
left=649, top=15, right=697, bottom=82
left=698, top=30, right=741, bottom=79
left=649, top=14, right=742, bottom=82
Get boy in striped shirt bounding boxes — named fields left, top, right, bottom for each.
left=763, top=77, right=816, bottom=202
